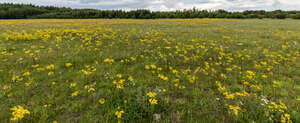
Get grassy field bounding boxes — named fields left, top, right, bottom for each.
left=0, top=19, right=299, bottom=123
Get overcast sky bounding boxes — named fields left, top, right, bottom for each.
left=1, top=0, right=300, bottom=11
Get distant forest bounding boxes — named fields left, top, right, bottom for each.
left=1, top=3, right=300, bottom=19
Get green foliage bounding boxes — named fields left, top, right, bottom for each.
left=1, top=3, right=300, bottom=19
left=275, top=13, right=287, bottom=19
left=291, top=13, right=300, bottom=19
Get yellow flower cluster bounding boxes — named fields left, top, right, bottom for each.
left=98, top=98, right=105, bottom=104
left=147, top=92, right=158, bottom=105
left=71, top=91, right=79, bottom=97
left=12, top=76, right=24, bottom=82
left=112, top=74, right=133, bottom=89
left=104, top=58, right=115, bottom=64
left=81, top=65, right=96, bottom=75
left=84, top=85, right=95, bottom=93
left=266, top=101, right=291, bottom=123
left=115, top=110, right=124, bottom=119
left=10, top=105, right=30, bottom=121
left=228, top=105, right=240, bottom=116
left=158, top=74, right=168, bottom=81
left=65, top=63, right=72, bottom=67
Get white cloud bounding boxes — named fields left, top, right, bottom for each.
left=0, top=0, right=300, bottom=11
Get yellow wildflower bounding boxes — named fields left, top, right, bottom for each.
left=65, top=63, right=72, bottom=67
left=104, top=58, right=114, bottom=64
left=150, top=64, right=157, bottom=69
left=71, top=91, right=79, bottom=97
left=262, top=74, right=268, bottom=78
left=25, top=82, right=32, bottom=87
left=128, top=76, right=134, bottom=82
left=221, top=73, right=227, bottom=79
left=2, top=84, right=10, bottom=90
left=88, top=88, right=95, bottom=93
left=273, top=81, right=280, bottom=87
left=99, top=98, right=105, bottom=104
left=22, top=72, right=30, bottom=76
left=46, top=64, right=55, bottom=70
left=147, top=92, right=157, bottom=98
left=115, top=110, right=124, bottom=119
left=70, top=83, right=76, bottom=88
left=52, top=82, right=56, bottom=86
left=116, top=84, right=124, bottom=89
left=149, top=98, right=158, bottom=105
left=145, top=65, right=150, bottom=70
left=117, top=74, right=122, bottom=78
left=48, top=71, right=54, bottom=76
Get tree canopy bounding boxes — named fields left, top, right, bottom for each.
left=0, top=3, right=300, bottom=19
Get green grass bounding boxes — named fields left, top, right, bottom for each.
left=0, top=19, right=299, bottom=123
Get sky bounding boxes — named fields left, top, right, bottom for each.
left=1, top=0, right=300, bottom=11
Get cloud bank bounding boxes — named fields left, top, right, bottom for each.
left=1, top=0, right=300, bottom=11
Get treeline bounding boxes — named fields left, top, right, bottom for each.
left=1, top=3, right=300, bottom=19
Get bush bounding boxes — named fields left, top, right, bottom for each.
left=291, top=13, right=300, bottom=19
left=274, top=13, right=287, bottom=19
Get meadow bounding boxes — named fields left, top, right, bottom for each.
left=0, top=19, right=299, bottom=123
